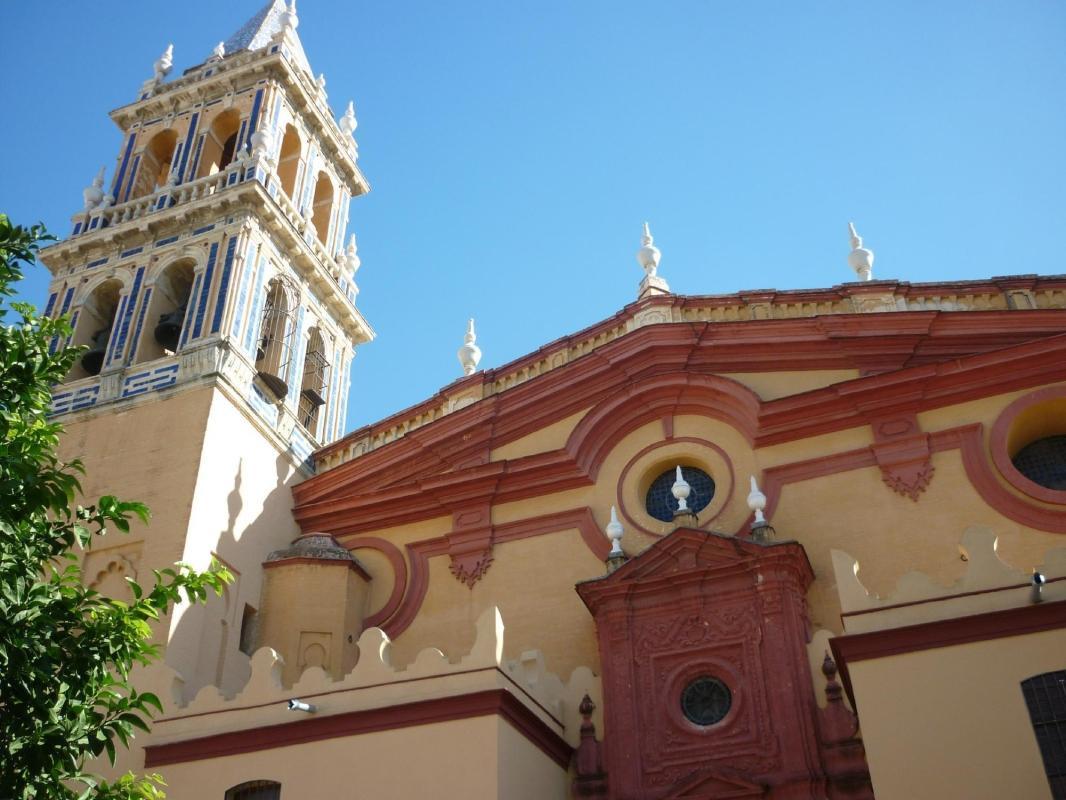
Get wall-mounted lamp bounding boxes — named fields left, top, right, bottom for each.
left=287, top=698, right=316, bottom=713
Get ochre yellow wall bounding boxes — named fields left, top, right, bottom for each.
left=849, top=629, right=1064, bottom=800
left=153, top=715, right=567, bottom=800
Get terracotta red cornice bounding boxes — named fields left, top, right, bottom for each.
left=143, top=688, right=572, bottom=769
left=295, top=330, right=1066, bottom=536
left=830, top=600, right=1066, bottom=709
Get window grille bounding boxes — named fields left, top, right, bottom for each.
left=1013, top=436, right=1066, bottom=491
left=645, top=466, right=715, bottom=522
left=256, top=282, right=295, bottom=399
left=224, top=780, right=280, bottom=800
left=1022, top=670, right=1066, bottom=799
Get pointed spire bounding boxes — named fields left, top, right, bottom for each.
left=605, top=506, right=624, bottom=559
left=457, top=319, right=482, bottom=376
left=153, top=44, right=174, bottom=83
left=636, top=222, right=669, bottom=299
left=339, top=101, right=358, bottom=138
left=82, top=167, right=105, bottom=211
left=671, top=465, right=691, bottom=513
left=847, top=222, right=874, bottom=281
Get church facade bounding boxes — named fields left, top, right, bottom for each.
left=38, top=2, right=1066, bottom=798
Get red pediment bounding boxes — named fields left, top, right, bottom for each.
left=576, top=528, right=814, bottom=613
left=664, top=768, right=767, bottom=799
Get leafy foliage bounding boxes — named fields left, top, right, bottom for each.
left=0, top=215, right=231, bottom=799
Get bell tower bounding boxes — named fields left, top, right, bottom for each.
left=38, top=0, right=373, bottom=700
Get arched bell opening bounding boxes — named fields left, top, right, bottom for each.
left=130, top=129, right=178, bottom=199
left=67, top=279, right=123, bottom=381
left=276, top=124, right=302, bottom=200
left=255, top=279, right=295, bottom=399
left=311, top=171, right=334, bottom=244
left=134, top=259, right=196, bottom=363
left=196, top=108, right=242, bottom=179
left=298, top=327, right=331, bottom=437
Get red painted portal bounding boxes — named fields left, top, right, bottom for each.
left=576, top=529, right=872, bottom=799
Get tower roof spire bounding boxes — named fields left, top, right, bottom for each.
left=223, top=0, right=311, bottom=75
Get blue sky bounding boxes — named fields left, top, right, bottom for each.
left=2, top=1, right=1063, bottom=433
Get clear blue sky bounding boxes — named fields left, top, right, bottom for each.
left=2, top=1, right=1064, bottom=433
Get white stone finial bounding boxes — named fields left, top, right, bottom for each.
left=82, top=166, right=105, bottom=211
left=636, top=221, right=661, bottom=277
left=316, top=74, right=327, bottom=100
left=747, top=475, right=767, bottom=526
left=339, top=101, right=358, bottom=138
left=211, top=41, right=225, bottom=61
left=279, top=0, right=299, bottom=34
left=605, top=506, right=624, bottom=558
left=847, top=222, right=874, bottom=281
left=153, top=44, right=174, bottom=83
left=671, top=465, right=691, bottom=513
left=457, top=318, right=482, bottom=376
left=344, top=233, right=361, bottom=275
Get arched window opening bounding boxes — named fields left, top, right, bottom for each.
left=67, top=279, right=123, bottom=380
left=276, top=124, right=301, bottom=199
left=135, top=259, right=196, bottom=363
left=197, top=109, right=242, bottom=179
left=311, top=171, right=334, bottom=244
left=131, top=129, right=178, bottom=199
left=1021, top=670, right=1066, bottom=798
left=255, top=279, right=295, bottom=399
left=298, top=328, right=331, bottom=436
left=224, top=780, right=280, bottom=800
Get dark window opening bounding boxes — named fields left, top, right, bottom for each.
left=681, top=676, right=732, bottom=727
left=220, top=132, right=239, bottom=171
left=225, top=780, right=280, bottom=800
left=238, top=604, right=258, bottom=656
left=645, top=466, right=715, bottom=522
left=1022, top=670, right=1066, bottom=799
left=1013, top=436, right=1066, bottom=491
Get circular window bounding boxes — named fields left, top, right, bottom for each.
left=645, top=466, right=715, bottom=522
left=1012, top=435, right=1066, bottom=491
left=681, top=676, right=732, bottom=726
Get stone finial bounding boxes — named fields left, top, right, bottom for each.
left=671, top=465, right=691, bottom=513
left=279, top=0, right=299, bottom=35
left=605, top=506, right=624, bottom=559
left=847, top=222, right=874, bottom=281
left=153, top=44, right=174, bottom=83
left=339, top=101, right=358, bottom=138
left=636, top=221, right=661, bottom=276
left=82, top=166, right=105, bottom=211
left=457, top=318, right=482, bottom=376
left=211, top=41, right=225, bottom=61
left=250, top=127, right=273, bottom=158
left=344, top=233, right=361, bottom=276
left=747, top=475, right=767, bottom=526
left=636, top=222, right=670, bottom=299
left=316, top=73, right=327, bottom=98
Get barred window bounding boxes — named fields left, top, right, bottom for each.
left=225, top=780, right=280, bottom=800
left=1022, top=670, right=1066, bottom=800
left=645, top=466, right=715, bottom=522
left=1013, top=436, right=1066, bottom=491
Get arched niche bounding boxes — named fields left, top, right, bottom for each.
left=67, top=278, right=124, bottom=380
left=130, top=129, right=178, bottom=199
left=276, top=123, right=302, bottom=199
left=311, top=170, right=334, bottom=244
left=196, top=108, right=242, bottom=179
left=134, top=258, right=197, bottom=363
left=255, top=278, right=296, bottom=399
left=298, top=326, right=331, bottom=437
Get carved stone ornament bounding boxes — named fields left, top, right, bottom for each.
left=446, top=505, right=494, bottom=588
left=870, top=414, right=934, bottom=501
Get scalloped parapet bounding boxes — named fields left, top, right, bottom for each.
left=831, top=525, right=1066, bottom=634
left=156, top=605, right=601, bottom=747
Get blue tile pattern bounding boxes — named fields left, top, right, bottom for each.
left=121, top=362, right=179, bottom=397
left=179, top=273, right=202, bottom=349
left=111, top=133, right=136, bottom=198
left=211, top=238, right=239, bottom=334
left=192, top=242, right=219, bottom=339
left=51, top=383, right=100, bottom=415
left=126, top=287, right=152, bottom=365
left=109, top=266, right=144, bottom=366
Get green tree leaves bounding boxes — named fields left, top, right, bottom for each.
left=0, top=215, right=232, bottom=799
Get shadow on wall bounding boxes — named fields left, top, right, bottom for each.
left=166, top=452, right=304, bottom=703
